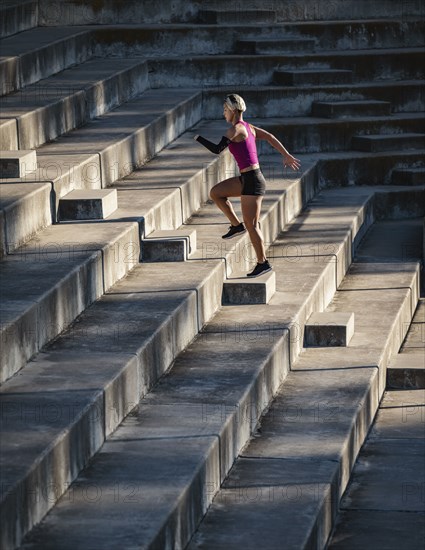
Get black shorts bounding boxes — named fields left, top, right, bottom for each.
left=239, top=169, right=266, bottom=196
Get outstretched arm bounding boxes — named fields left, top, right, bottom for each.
left=193, top=134, right=231, bottom=154
left=252, top=126, right=301, bottom=171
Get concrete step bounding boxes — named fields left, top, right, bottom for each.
left=0, top=220, right=140, bottom=384
left=275, top=69, right=354, bottom=86
left=58, top=189, right=118, bottom=221
left=235, top=37, right=316, bottom=55
left=329, top=387, right=425, bottom=549
left=0, top=57, right=149, bottom=150
left=92, top=20, right=425, bottom=58
left=16, top=189, right=420, bottom=550
left=0, top=0, right=38, bottom=39
left=141, top=229, right=197, bottom=262
left=391, top=166, right=425, bottom=185
left=352, top=132, right=425, bottom=152
left=304, top=311, right=355, bottom=347
left=36, top=1, right=425, bottom=25
left=0, top=88, right=202, bottom=252
left=315, top=149, right=425, bottom=186
left=148, top=48, right=425, bottom=88
left=0, top=154, right=315, bottom=550
left=203, top=81, right=425, bottom=118
left=199, top=9, right=277, bottom=24
left=257, top=113, right=425, bottom=153
left=188, top=220, right=421, bottom=549
left=0, top=150, right=36, bottom=178
left=0, top=27, right=94, bottom=95
left=312, top=99, right=392, bottom=118
left=387, top=354, right=425, bottom=389
left=222, top=270, right=276, bottom=305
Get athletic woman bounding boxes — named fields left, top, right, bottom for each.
left=194, top=93, right=300, bottom=277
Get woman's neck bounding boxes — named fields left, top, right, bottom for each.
left=232, top=113, right=243, bottom=126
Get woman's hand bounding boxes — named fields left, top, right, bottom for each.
left=283, top=153, right=301, bottom=171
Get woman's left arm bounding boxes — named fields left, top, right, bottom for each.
left=253, top=126, right=301, bottom=171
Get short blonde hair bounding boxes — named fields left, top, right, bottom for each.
left=224, top=94, right=246, bottom=112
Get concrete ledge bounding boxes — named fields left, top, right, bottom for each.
left=1, top=58, right=148, bottom=151
left=391, top=167, right=425, bottom=186
left=222, top=270, right=276, bottom=305
left=0, top=27, right=94, bottom=95
left=312, top=100, right=391, bottom=118
left=0, top=150, right=36, bottom=178
left=235, top=37, right=316, bottom=55
left=387, top=353, right=425, bottom=389
left=199, top=9, right=276, bottom=24
left=141, top=229, right=197, bottom=262
left=352, top=133, right=425, bottom=152
left=0, top=221, right=140, bottom=384
left=59, top=189, right=118, bottom=220
left=275, top=69, right=353, bottom=86
left=0, top=0, right=38, bottom=39
left=304, top=311, right=355, bottom=347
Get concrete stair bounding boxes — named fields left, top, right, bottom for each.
left=0, top=5, right=423, bottom=549
left=312, top=99, right=392, bottom=118
left=0, top=88, right=202, bottom=254
left=235, top=37, right=316, bottom=54
left=0, top=0, right=38, bottom=39
left=1, top=153, right=316, bottom=550
left=0, top=57, right=149, bottom=150
left=0, top=150, right=36, bottom=178
left=198, top=9, right=277, bottom=24
left=188, top=218, right=421, bottom=550
left=58, top=189, right=118, bottom=221
left=275, top=69, right=353, bottom=86
left=0, top=27, right=93, bottom=95
left=391, top=166, right=425, bottom=186
left=352, top=132, right=425, bottom=152
left=14, top=190, right=421, bottom=550
left=222, top=270, right=276, bottom=305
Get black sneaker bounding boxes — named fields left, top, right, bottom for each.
left=222, top=222, right=246, bottom=239
left=247, top=260, right=273, bottom=278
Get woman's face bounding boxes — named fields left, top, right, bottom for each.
left=223, top=103, right=234, bottom=123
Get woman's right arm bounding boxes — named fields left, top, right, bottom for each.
left=194, top=135, right=231, bottom=154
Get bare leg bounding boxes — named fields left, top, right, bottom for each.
left=210, top=177, right=242, bottom=226
left=241, top=195, right=266, bottom=263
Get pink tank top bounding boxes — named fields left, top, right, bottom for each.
left=228, top=121, right=259, bottom=170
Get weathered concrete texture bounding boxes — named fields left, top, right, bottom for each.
left=312, top=99, right=391, bottom=118
left=148, top=49, right=425, bottom=88
left=352, top=132, right=425, bottom=152
left=275, top=69, right=353, bottom=86
left=370, top=389, right=425, bottom=439
left=189, top=223, right=420, bottom=549
left=36, top=0, right=425, bottom=25
left=188, top=458, right=338, bottom=550
left=0, top=254, right=227, bottom=549
left=317, top=150, right=425, bottom=187
left=222, top=271, right=276, bottom=305
left=34, top=88, right=202, bottom=188
left=0, top=118, right=18, bottom=150
left=0, top=221, right=139, bottom=383
left=304, top=311, right=354, bottom=347
left=0, top=0, right=38, bottom=39
left=0, top=58, right=148, bottom=150
left=0, top=150, right=36, bottom=178
left=0, top=27, right=94, bottom=95
left=258, top=113, right=425, bottom=154
left=203, top=81, right=425, bottom=118
left=141, top=228, right=197, bottom=262
left=59, top=189, right=118, bottom=220
left=329, top=510, right=425, bottom=550
left=0, top=182, right=52, bottom=253
left=199, top=9, right=277, bottom=24
left=392, top=166, right=425, bottom=186
left=235, top=37, right=316, bottom=55
left=387, top=354, right=425, bottom=389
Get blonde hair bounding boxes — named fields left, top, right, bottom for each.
left=224, top=94, right=246, bottom=113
